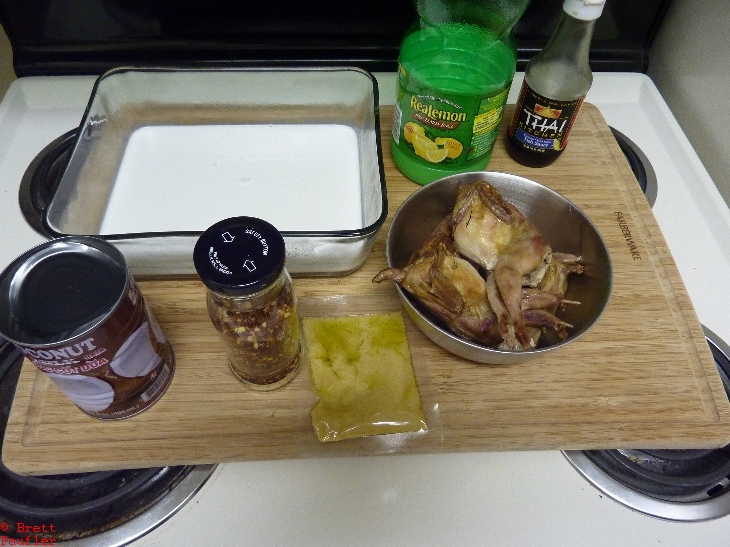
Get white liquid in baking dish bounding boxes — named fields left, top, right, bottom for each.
left=99, top=124, right=363, bottom=234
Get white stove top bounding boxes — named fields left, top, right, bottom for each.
left=2, top=72, right=730, bottom=545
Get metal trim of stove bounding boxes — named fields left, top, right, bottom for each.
left=563, top=449, right=730, bottom=522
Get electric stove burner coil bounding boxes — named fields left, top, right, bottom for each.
left=581, top=447, right=730, bottom=503
left=18, top=128, right=76, bottom=238
left=610, top=127, right=658, bottom=208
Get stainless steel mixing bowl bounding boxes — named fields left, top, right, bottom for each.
left=386, top=171, right=613, bottom=364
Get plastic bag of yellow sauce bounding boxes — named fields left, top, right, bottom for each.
left=302, top=312, right=428, bottom=442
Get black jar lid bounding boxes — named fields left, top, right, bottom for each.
left=193, top=217, right=286, bottom=296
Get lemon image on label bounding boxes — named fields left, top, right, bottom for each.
left=423, top=147, right=449, bottom=163
left=413, top=134, right=448, bottom=163
left=434, top=137, right=464, bottom=159
left=553, top=139, right=562, bottom=151
left=413, top=134, right=451, bottom=163
left=403, top=122, right=425, bottom=144
left=412, top=133, right=436, bottom=155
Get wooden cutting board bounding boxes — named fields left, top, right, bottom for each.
left=5, top=104, right=730, bottom=475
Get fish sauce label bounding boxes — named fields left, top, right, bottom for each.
left=392, top=62, right=509, bottom=168
left=508, top=81, right=585, bottom=155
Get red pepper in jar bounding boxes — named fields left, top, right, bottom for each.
left=194, top=217, right=301, bottom=391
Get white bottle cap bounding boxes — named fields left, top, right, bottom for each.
left=563, top=0, right=606, bottom=21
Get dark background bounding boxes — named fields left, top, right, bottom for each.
left=0, top=0, right=672, bottom=76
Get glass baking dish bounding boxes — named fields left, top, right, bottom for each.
left=43, top=66, right=387, bottom=277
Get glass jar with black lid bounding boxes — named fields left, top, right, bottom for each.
left=193, top=217, right=301, bottom=391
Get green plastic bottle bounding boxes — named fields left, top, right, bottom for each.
left=391, top=0, right=531, bottom=185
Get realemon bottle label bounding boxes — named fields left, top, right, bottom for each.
left=508, top=81, right=585, bottom=155
left=392, top=62, right=509, bottom=168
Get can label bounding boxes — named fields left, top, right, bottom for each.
left=508, top=81, right=585, bottom=156
left=392, top=62, right=510, bottom=169
left=17, top=278, right=174, bottom=419
left=0, top=237, right=175, bottom=420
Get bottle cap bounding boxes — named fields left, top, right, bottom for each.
left=563, top=0, right=606, bottom=21
left=193, top=216, right=286, bottom=296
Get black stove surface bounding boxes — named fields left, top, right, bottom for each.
left=0, top=0, right=673, bottom=75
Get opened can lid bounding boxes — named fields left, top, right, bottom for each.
left=193, top=216, right=286, bottom=296
left=0, top=236, right=129, bottom=347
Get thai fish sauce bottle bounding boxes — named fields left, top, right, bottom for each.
left=391, top=0, right=531, bottom=185
left=506, top=0, right=606, bottom=167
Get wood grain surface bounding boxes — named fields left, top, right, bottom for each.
left=4, top=104, right=730, bottom=476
